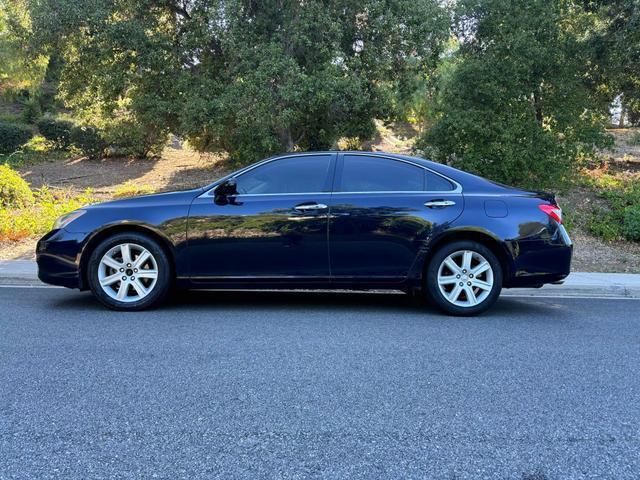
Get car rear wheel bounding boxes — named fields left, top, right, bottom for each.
left=425, top=240, right=502, bottom=316
left=87, top=232, right=171, bottom=310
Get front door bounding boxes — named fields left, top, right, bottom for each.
left=187, top=153, right=335, bottom=282
left=328, top=153, right=463, bottom=281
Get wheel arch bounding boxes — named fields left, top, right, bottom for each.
left=420, top=229, right=512, bottom=288
left=79, top=223, right=176, bottom=290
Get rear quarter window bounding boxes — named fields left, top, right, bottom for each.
left=425, top=170, right=455, bottom=191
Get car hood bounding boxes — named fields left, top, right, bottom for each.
left=87, top=188, right=204, bottom=209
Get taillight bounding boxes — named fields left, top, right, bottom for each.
left=539, top=204, right=562, bottom=224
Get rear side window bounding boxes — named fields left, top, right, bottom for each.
left=338, top=155, right=424, bottom=192
left=235, top=155, right=332, bottom=194
left=425, top=170, right=455, bottom=191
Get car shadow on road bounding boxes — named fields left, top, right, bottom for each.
left=48, top=288, right=558, bottom=319
left=163, top=291, right=561, bottom=318
left=166, top=289, right=429, bottom=313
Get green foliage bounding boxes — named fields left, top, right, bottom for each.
left=101, top=119, right=167, bottom=158
left=0, top=163, right=34, bottom=208
left=0, top=135, right=72, bottom=169
left=69, top=125, right=105, bottom=159
left=584, top=1, right=640, bottom=126
left=20, top=96, right=42, bottom=123
left=623, top=204, right=640, bottom=241
left=37, top=116, right=74, bottom=149
left=112, top=180, right=155, bottom=199
left=0, top=2, right=48, bottom=91
left=416, top=0, right=612, bottom=189
left=336, top=137, right=365, bottom=151
left=0, top=186, right=94, bottom=242
left=0, top=121, right=33, bottom=154
left=586, top=209, right=623, bottom=241
left=34, top=116, right=105, bottom=159
left=24, top=0, right=449, bottom=165
left=581, top=171, right=640, bottom=241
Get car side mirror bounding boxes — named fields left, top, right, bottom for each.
left=214, top=179, right=238, bottom=205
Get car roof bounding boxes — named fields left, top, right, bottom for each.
left=205, top=150, right=511, bottom=194
left=273, top=151, right=500, bottom=192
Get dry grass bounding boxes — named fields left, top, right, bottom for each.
left=18, top=144, right=229, bottom=199
left=599, top=128, right=640, bottom=172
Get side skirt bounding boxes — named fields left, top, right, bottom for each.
left=178, top=276, right=410, bottom=291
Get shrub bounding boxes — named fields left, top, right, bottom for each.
left=37, top=117, right=74, bottom=149
left=20, top=97, right=42, bottom=124
left=623, top=205, right=640, bottom=241
left=579, top=170, right=640, bottom=242
left=112, top=180, right=155, bottom=198
left=102, top=120, right=167, bottom=158
left=336, top=137, right=364, bottom=151
left=0, top=121, right=33, bottom=154
left=70, top=125, right=106, bottom=159
left=0, top=164, right=35, bottom=208
left=0, top=186, right=94, bottom=242
left=586, top=209, right=623, bottom=241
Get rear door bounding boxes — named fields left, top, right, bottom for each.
left=328, top=153, right=463, bottom=282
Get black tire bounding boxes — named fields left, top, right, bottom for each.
left=425, top=240, right=503, bottom=316
left=87, top=232, right=172, bottom=311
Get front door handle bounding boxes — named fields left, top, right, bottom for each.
left=424, top=200, right=456, bottom=208
left=294, top=203, right=328, bottom=211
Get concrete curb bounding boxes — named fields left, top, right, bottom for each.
left=502, top=272, right=640, bottom=299
left=1, top=260, right=639, bottom=298
left=0, top=260, right=41, bottom=286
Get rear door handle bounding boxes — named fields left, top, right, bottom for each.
left=424, top=200, right=456, bottom=208
left=294, top=203, right=328, bottom=211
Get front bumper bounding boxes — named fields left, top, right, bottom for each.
left=36, top=229, right=87, bottom=289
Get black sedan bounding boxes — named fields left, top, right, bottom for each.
left=37, top=152, right=572, bottom=315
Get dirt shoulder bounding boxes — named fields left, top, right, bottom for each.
left=19, top=146, right=228, bottom=196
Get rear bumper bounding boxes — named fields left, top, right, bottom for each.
left=505, top=224, right=573, bottom=288
left=36, top=229, right=86, bottom=289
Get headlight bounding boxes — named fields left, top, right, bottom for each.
left=53, top=209, right=86, bottom=230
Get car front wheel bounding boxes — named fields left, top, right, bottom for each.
left=425, top=240, right=503, bottom=316
left=87, top=232, right=171, bottom=310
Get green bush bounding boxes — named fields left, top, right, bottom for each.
left=37, top=117, right=74, bottom=149
left=586, top=209, right=623, bottom=241
left=579, top=171, right=640, bottom=242
left=20, top=97, right=42, bottom=124
left=0, top=121, right=33, bottom=154
left=0, top=164, right=35, bottom=208
left=0, top=186, right=94, bottom=242
left=102, top=120, right=167, bottom=158
left=70, top=125, right=105, bottom=159
left=623, top=205, right=640, bottom=241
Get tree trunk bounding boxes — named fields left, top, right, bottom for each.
left=619, top=100, right=626, bottom=128
left=532, top=91, right=543, bottom=126
left=277, top=127, right=294, bottom=151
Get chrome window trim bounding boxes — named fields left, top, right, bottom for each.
left=198, top=152, right=462, bottom=198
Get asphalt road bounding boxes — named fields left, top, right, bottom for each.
left=1, top=287, right=639, bottom=479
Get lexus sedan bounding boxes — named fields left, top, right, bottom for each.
left=37, top=152, right=572, bottom=315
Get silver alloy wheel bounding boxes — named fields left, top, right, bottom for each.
left=98, top=243, right=158, bottom=303
left=437, top=250, right=494, bottom=308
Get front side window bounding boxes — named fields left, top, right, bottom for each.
left=235, top=155, right=332, bottom=195
left=338, top=155, right=424, bottom=192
